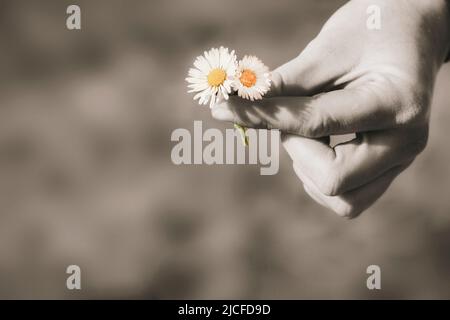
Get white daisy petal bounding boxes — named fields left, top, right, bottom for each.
left=194, top=56, right=211, bottom=74
left=209, top=93, right=217, bottom=108
left=188, top=68, right=206, bottom=78
left=221, top=86, right=229, bottom=100
left=188, top=83, right=209, bottom=93
left=186, top=77, right=206, bottom=84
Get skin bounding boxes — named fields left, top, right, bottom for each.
left=211, top=0, right=450, bottom=218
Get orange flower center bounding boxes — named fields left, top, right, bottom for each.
left=207, top=68, right=226, bottom=87
left=239, top=69, right=257, bottom=87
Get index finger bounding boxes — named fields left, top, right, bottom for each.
left=212, top=84, right=400, bottom=138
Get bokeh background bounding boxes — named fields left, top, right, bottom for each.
left=0, top=0, right=449, bottom=299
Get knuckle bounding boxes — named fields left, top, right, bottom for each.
left=299, top=105, right=328, bottom=138
left=395, top=90, right=430, bottom=127
left=395, top=105, right=426, bottom=127
left=407, top=126, right=429, bottom=156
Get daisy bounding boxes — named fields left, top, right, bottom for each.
left=233, top=55, right=271, bottom=101
left=186, top=47, right=237, bottom=108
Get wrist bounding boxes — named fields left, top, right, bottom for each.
left=366, top=0, right=450, bottom=65
left=445, top=0, right=450, bottom=62
left=416, top=0, right=450, bottom=64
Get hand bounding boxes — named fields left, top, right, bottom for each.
left=211, top=0, right=450, bottom=218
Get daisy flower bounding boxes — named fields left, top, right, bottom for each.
left=233, top=55, right=271, bottom=101
left=186, top=47, right=237, bottom=108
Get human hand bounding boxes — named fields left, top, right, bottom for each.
left=211, top=0, right=450, bottom=218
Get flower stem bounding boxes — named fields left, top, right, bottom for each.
left=234, top=123, right=249, bottom=146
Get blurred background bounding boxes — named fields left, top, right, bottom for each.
left=0, top=0, right=449, bottom=299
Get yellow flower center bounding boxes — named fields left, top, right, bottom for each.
left=239, top=69, right=257, bottom=88
left=207, top=68, right=227, bottom=87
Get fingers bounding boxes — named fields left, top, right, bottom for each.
left=212, top=83, right=402, bottom=137
left=298, top=162, right=410, bottom=218
left=282, top=126, right=428, bottom=196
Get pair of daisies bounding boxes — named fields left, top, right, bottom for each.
left=186, top=47, right=271, bottom=108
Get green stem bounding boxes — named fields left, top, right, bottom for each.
left=234, top=123, right=249, bottom=146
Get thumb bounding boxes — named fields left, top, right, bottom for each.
left=268, top=38, right=348, bottom=97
